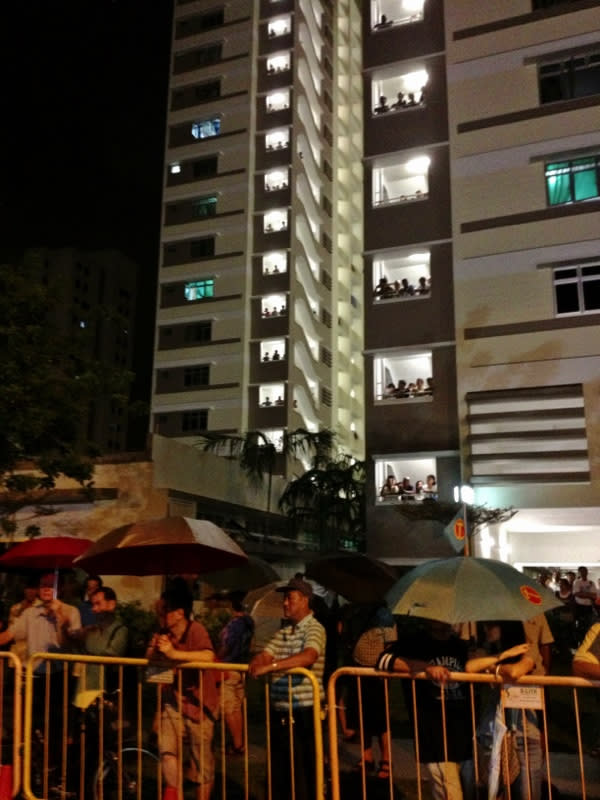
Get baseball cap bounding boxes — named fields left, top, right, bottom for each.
left=276, top=577, right=313, bottom=598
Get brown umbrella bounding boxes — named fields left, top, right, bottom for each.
left=305, top=553, right=397, bottom=602
left=73, top=516, right=247, bottom=576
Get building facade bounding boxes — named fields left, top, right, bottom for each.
left=151, top=0, right=364, bottom=475
left=446, top=0, right=600, bottom=568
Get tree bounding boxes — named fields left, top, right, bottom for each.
left=0, top=259, right=133, bottom=535
left=278, top=455, right=366, bottom=551
left=197, top=428, right=336, bottom=513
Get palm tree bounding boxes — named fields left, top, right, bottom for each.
left=278, top=455, right=366, bottom=552
left=197, top=427, right=337, bottom=513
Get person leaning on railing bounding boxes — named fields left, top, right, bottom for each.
left=248, top=577, right=326, bottom=800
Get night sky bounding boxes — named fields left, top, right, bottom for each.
left=1, top=0, right=174, bottom=443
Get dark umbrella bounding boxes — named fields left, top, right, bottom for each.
left=305, top=553, right=397, bottom=602
left=73, top=516, right=247, bottom=576
left=205, top=556, right=280, bottom=592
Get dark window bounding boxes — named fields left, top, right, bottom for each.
left=184, top=365, right=210, bottom=386
left=199, top=9, right=224, bottom=29
left=195, top=42, right=222, bottom=67
left=191, top=196, right=217, bottom=218
left=190, top=238, right=216, bottom=258
left=182, top=410, right=208, bottom=432
left=193, top=156, right=218, bottom=178
left=545, top=156, right=600, bottom=205
left=195, top=81, right=221, bottom=101
left=554, top=263, right=600, bottom=315
left=540, top=51, right=600, bottom=104
left=534, top=0, right=587, bottom=8
left=184, top=322, right=212, bottom=342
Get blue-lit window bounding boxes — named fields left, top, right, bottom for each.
left=191, top=118, right=221, bottom=139
left=185, top=279, right=215, bottom=301
left=545, top=157, right=600, bottom=205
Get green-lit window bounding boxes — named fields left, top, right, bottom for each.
left=546, top=156, right=600, bottom=205
left=184, top=279, right=214, bottom=301
left=191, top=196, right=217, bottom=218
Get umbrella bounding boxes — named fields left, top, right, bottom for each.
left=245, top=582, right=287, bottom=651
left=205, top=556, right=280, bottom=592
left=0, top=536, right=93, bottom=570
left=73, top=516, right=247, bottom=576
left=386, top=556, right=562, bottom=624
left=305, top=553, right=397, bottom=602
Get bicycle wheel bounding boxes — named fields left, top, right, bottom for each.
left=93, top=747, right=159, bottom=800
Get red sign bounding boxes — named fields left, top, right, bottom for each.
left=454, top=518, right=466, bottom=541
left=520, top=585, right=542, bottom=605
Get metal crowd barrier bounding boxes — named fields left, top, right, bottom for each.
left=0, top=652, right=22, bottom=799
left=328, top=666, right=600, bottom=800
left=19, top=654, right=324, bottom=800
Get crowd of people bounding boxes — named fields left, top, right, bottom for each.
left=380, top=473, right=438, bottom=501
left=382, top=376, right=433, bottom=399
left=374, top=274, right=431, bottom=299
left=4, top=564, right=600, bottom=800
left=373, top=87, right=425, bottom=115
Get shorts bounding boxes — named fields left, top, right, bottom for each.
left=222, top=671, right=245, bottom=715
left=160, top=704, right=215, bottom=786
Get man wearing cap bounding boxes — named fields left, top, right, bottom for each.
left=249, top=577, right=326, bottom=800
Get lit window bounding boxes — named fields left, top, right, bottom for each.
left=372, top=68, right=428, bottom=114
left=265, top=129, right=289, bottom=151
left=192, top=118, right=221, bottom=139
left=373, top=250, right=431, bottom=300
left=267, top=54, right=291, bottom=73
left=373, top=350, right=432, bottom=401
left=263, top=209, right=288, bottom=233
left=259, top=384, right=285, bottom=407
left=553, top=263, right=600, bottom=315
left=184, top=279, right=215, bottom=301
left=170, top=162, right=181, bottom=174
left=268, top=17, right=291, bottom=37
left=266, top=91, right=290, bottom=112
left=374, top=456, right=438, bottom=503
left=262, top=251, right=287, bottom=274
left=265, top=170, right=289, bottom=191
left=545, top=156, right=600, bottom=206
left=371, top=0, right=425, bottom=29
left=373, top=156, right=430, bottom=206
left=261, top=338, right=285, bottom=362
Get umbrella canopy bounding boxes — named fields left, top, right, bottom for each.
left=245, top=582, right=286, bottom=651
left=206, top=556, right=280, bottom=592
left=0, top=536, right=93, bottom=571
left=386, top=556, right=561, bottom=624
left=73, top=516, right=247, bottom=576
left=305, top=553, right=397, bottom=602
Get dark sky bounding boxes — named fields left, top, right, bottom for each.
left=1, top=0, right=173, bottom=266
left=1, top=0, right=174, bottom=444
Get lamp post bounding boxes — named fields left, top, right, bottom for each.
left=453, top=484, right=474, bottom=556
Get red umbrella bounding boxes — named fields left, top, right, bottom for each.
left=0, top=536, right=93, bottom=570
left=73, top=516, right=248, bottom=576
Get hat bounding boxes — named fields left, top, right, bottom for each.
left=276, top=577, right=313, bottom=598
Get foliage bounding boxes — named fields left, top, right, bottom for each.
left=197, top=427, right=337, bottom=512
left=0, top=258, right=133, bottom=532
left=393, top=499, right=516, bottom=536
left=193, top=605, right=232, bottom=650
left=278, top=455, right=366, bottom=551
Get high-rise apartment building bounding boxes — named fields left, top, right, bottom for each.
left=446, top=0, right=600, bottom=567
left=151, top=0, right=364, bottom=478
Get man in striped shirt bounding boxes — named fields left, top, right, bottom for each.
left=249, top=577, right=326, bottom=800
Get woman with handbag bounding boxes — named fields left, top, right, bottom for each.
left=466, top=621, right=543, bottom=800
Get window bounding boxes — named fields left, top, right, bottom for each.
left=184, top=322, right=212, bottom=343
left=372, top=68, right=428, bottom=114
left=265, top=170, right=289, bottom=192
left=373, top=155, right=430, bottom=206
left=540, top=50, right=600, bottom=104
left=268, top=17, right=291, bottom=37
left=195, top=42, right=223, bottom=67
left=266, top=91, right=290, bottom=112
left=545, top=156, right=600, bottom=205
left=261, top=338, right=285, bottom=362
left=192, top=118, right=221, bottom=139
left=267, top=54, right=291, bottom=73
left=262, top=251, right=287, bottom=274
left=193, top=156, right=218, bottom=178
left=182, top=410, right=208, bottom=432
left=261, top=293, right=287, bottom=316
left=373, top=350, right=432, bottom=401
left=194, top=81, right=221, bottom=101
left=265, top=129, right=289, bottom=150
left=191, top=196, right=217, bottom=218
left=263, top=209, right=288, bottom=233
left=373, top=249, right=431, bottom=300
left=553, top=263, right=600, bottom=315
left=374, top=457, right=438, bottom=504
left=185, top=279, right=215, bottom=301
left=190, top=237, right=215, bottom=258
left=170, top=162, right=181, bottom=174
left=184, top=365, right=210, bottom=386
left=259, top=384, right=285, bottom=407
left=370, top=0, right=425, bottom=30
